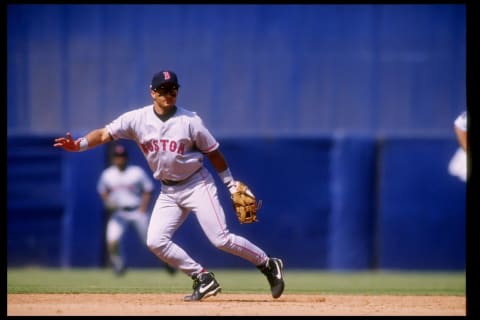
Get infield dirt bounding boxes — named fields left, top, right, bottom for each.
left=7, top=293, right=465, bottom=316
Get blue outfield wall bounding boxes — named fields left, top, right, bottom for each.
left=7, top=136, right=65, bottom=267
left=328, top=136, right=377, bottom=270
left=61, top=148, right=105, bottom=267
left=7, top=135, right=466, bottom=270
left=377, top=137, right=466, bottom=270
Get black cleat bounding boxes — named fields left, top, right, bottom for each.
left=258, top=257, right=285, bottom=298
left=184, top=272, right=221, bottom=301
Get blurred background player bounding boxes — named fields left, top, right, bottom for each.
left=448, top=110, right=467, bottom=182
left=97, top=143, right=177, bottom=276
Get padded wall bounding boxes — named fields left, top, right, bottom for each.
left=55, top=136, right=106, bottom=267
left=8, top=136, right=65, bottom=267
left=7, top=135, right=466, bottom=270
left=377, top=137, right=466, bottom=270
left=328, top=136, right=376, bottom=270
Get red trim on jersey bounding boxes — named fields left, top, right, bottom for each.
left=203, top=142, right=219, bottom=154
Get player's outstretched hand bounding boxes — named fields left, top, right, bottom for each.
left=53, top=132, right=81, bottom=152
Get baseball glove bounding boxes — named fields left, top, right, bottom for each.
left=230, top=181, right=262, bottom=224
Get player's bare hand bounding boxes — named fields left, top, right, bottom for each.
left=53, top=132, right=79, bottom=152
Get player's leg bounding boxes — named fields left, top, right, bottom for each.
left=147, top=191, right=221, bottom=301
left=186, top=170, right=268, bottom=264
left=185, top=169, right=285, bottom=298
left=132, top=211, right=177, bottom=275
left=106, top=214, right=127, bottom=276
left=146, top=193, right=205, bottom=276
left=130, top=211, right=150, bottom=244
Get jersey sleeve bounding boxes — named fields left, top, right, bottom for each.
left=105, top=109, right=138, bottom=140
left=454, top=111, right=467, bottom=132
left=190, top=114, right=219, bottom=153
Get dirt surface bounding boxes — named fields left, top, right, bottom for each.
left=7, top=293, right=465, bottom=316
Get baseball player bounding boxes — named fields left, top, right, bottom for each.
left=454, top=110, right=467, bottom=152
left=448, top=110, right=468, bottom=182
left=53, top=70, right=285, bottom=301
left=97, top=143, right=177, bottom=276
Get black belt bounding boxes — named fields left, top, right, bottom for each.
left=161, top=168, right=202, bottom=186
left=161, top=179, right=182, bottom=186
left=120, top=206, right=140, bottom=212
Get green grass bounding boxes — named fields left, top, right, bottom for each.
left=7, top=267, right=465, bottom=296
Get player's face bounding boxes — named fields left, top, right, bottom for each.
left=113, top=155, right=128, bottom=170
left=151, top=84, right=178, bottom=109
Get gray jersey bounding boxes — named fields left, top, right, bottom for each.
left=107, top=104, right=269, bottom=277
left=106, top=105, right=219, bottom=181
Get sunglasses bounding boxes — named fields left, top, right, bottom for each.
left=154, top=84, right=180, bottom=93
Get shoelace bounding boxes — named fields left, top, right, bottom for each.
left=192, top=278, right=200, bottom=289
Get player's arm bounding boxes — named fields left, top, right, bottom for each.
left=99, top=191, right=109, bottom=203
left=206, top=148, right=261, bottom=224
left=100, top=190, right=117, bottom=212
left=454, top=126, right=467, bottom=152
left=206, top=149, right=228, bottom=173
left=206, top=149, right=237, bottom=194
left=53, top=128, right=113, bottom=152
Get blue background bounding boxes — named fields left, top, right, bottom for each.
left=7, top=4, right=467, bottom=270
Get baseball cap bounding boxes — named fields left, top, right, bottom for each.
left=112, top=144, right=128, bottom=157
left=150, top=70, right=180, bottom=90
